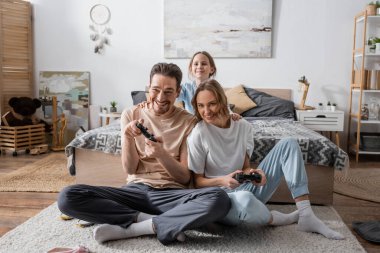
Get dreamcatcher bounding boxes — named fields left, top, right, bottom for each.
left=89, top=4, right=112, bottom=54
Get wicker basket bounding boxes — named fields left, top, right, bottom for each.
left=366, top=5, right=377, bottom=16
left=0, top=124, right=46, bottom=156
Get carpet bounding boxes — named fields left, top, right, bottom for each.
left=334, top=168, right=380, bottom=203
left=0, top=203, right=365, bottom=253
left=0, top=153, right=74, bottom=192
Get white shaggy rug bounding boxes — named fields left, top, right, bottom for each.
left=0, top=203, right=365, bottom=253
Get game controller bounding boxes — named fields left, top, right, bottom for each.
left=136, top=122, right=157, bottom=142
left=233, top=173, right=262, bottom=183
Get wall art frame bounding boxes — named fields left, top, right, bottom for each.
left=39, top=71, right=90, bottom=145
left=164, top=0, right=273, bottom=58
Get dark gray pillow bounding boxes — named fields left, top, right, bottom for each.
left=242, top=87, right=295, bottom=119
left=131, top=91, right=147, bottom=105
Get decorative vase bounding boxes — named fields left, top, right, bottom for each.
left=376, top=43, right=380, bottom=53
left=369, top=98, right=379, bottom=120
left=110, top=106, right=117, bottom=113
left=361, top=104, right=369, bottom=120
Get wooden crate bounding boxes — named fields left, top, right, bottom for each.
left=0, top=124, right=46, bottom=156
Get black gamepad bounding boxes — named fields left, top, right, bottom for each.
left=233, top=173, right=262, bottom=183
left=136, top=122, right=157, bottom=142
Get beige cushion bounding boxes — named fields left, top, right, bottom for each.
left=224, top=85, right=257, bottom=114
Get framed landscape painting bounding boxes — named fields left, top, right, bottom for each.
left=39, top=71, right=90, bottom=145
left=164, top=0, right=273, bottom=58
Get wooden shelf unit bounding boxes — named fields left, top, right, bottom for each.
left=347, top=11, right=380, bottom=162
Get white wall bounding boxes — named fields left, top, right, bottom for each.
left=30, top=0, right=370, bottom=145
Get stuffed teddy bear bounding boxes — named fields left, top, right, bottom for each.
left=1, top=97, right=51, bottom=131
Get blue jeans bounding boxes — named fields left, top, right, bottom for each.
left=221, top=138, right=309, bottom=226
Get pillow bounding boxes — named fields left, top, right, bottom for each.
left=242, top=87, right=295, bottom=119
left=130, top=90, right=184, bottom=109
left=131, top=91, right=147, bottom=105
left=224, top=85, right=257, bottom=114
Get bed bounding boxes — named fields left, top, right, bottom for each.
left=65, top=88, right=349, bottom=205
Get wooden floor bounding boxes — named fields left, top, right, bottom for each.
left=0, top=152, right=379, bottom=252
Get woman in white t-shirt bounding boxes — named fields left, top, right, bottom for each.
left=187, top=79, right=344, bottom=240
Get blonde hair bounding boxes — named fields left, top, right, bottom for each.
left=191, top=79, right=229, bottom=121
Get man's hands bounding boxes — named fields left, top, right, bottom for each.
left=144, top=137, right=165, bottom=158
left=124, top=119, right=145, bottom=139
left=123, top=119, right=166, bottom=158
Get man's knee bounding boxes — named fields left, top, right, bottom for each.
left=206, top=187, right=231, bottom=217
left=57, top=184, right=86, bottom=214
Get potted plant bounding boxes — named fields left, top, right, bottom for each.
left=110, top=101, right=117, bottom=113
left=366, top=2, right=377, bottom=16
left=368, top=37, right=377, bottom=52
left=331, top=103, right=337, bottom=112
left=102, top=106, right=108, bottom=113
left=373, top=37, right=380, bottom=52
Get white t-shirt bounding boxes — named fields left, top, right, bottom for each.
left=187, top=119, right=254, bottom=178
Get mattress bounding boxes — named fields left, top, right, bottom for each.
left=66, top=118, right=349, bottom=175
left=245, top=117, right=348, bottom=171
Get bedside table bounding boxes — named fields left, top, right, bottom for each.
left=99, top=112, right=121, bottom=126
left=296, top=110, right=344, bottom=147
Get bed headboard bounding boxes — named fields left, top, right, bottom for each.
left=224, top=87, right=292, bottom=101
left=254, top=88, right=292, bottom=100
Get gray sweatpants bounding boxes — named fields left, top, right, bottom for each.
left=58, top=183, right=230, bottom=245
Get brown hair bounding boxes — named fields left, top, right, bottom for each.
left=188, top=51, right=217, bottom=79
left=191, top=79, right=229, bottom=121
left=149, top=63, right=182, bottom=89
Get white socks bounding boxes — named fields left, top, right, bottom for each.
left=270, top=210, right=299, bottom=226
left=136, top=212, right=156, bottom=222
left=135, top=212, right=186, bottom=241
left=94, top=213, right=187, bottom=243
left=296, top=200, right=345, bottom=240
left=94, top=219, right=155, bottom=243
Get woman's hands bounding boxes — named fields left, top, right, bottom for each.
left=218, top=169, right=267, bottom=189
left=219, top=170, right=243, bottom=189
left=247, top=168, right=267, bottom=186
